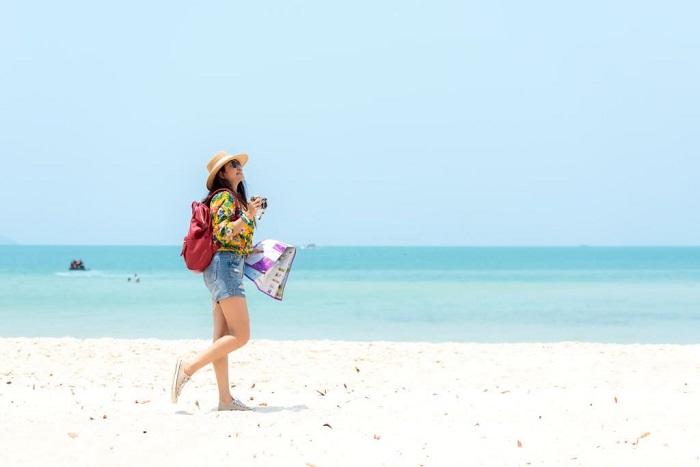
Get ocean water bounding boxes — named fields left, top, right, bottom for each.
left=0, top=246, right=699, bottom=344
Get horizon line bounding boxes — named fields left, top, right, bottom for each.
left=2, top=243, right=700, bottom=248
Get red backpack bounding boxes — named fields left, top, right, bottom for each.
left=180, top=189, right=231, bottom=273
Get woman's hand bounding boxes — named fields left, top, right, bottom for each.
left=243, top=197, right=263, bottom=220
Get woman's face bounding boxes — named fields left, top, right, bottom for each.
left=219, top=159, right=244, bottom=186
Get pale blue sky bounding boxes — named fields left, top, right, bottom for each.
left=1, top=0, right=698, bottom=246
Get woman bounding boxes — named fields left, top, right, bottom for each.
left=171, top=151, right=264, bottom=411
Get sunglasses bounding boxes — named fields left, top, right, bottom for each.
left=229, top=160, right=242, bottom=169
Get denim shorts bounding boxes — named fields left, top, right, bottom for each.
left=203, top=251, right=246, bottom=302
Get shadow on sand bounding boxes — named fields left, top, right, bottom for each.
left=254, top=404, right=309, bottom=414
left=175, top=404, right=310, bottom=415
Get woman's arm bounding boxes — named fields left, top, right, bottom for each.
left=210, top=192, right=255, bottom=241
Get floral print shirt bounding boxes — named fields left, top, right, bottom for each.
left=210, top=191, right=255, bottom=257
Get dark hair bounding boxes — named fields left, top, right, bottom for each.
left=205, top=168, right=249, bottom=209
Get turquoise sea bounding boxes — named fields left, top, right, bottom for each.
left=1, top=246, right=699, bottom=343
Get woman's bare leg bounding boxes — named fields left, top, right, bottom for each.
left=182, top=296, right=250, bottom=402
left=210, top=302, right=232, bottom=403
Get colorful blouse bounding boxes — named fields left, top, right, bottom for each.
left=210, top=191, right=255, bottom=257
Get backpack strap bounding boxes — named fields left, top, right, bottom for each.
left=205, top=188, right=234, bottom=206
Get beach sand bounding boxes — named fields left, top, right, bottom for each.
left=1, top=338, right=699, bottom=466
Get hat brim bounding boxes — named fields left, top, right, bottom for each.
left=206, top=153, right=249, bottom=190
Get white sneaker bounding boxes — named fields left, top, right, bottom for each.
left=170, top=358, right=190, bottom=404
left=218, top=398, right=252, bottom=411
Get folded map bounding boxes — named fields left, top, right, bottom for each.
left=244, top=239, right=297, bottom=300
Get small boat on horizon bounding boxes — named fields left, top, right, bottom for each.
left=69, top=259, right=87, bottom=271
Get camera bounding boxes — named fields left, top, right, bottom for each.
left=252, top=196, right=268, bottom=210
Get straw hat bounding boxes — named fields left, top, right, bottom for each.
left=205, top=151, right=249, bottom=190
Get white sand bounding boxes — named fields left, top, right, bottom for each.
left=1, top=338, right=699, bottom=466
